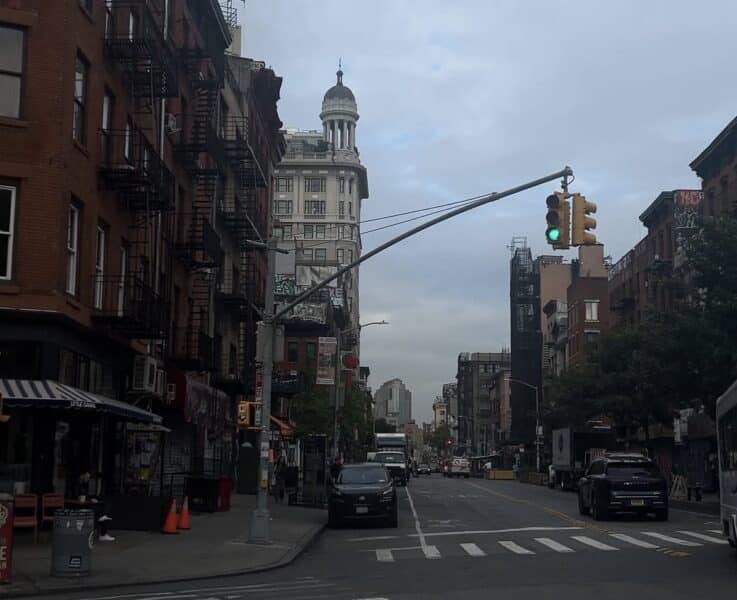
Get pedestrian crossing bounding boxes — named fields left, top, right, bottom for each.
left=369, top=529, right=727, bottom=563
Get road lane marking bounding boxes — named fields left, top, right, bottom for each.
left=677, top=530, right=728, bottom=544
left=571, top=535, right=619, bottom=551
left=535, top=537, right=575, bottom=553
left=707, top=529, right=724, bottom=534
left=347, top=535, right=401, bottom=542
left=640, top=532, right=702, bottom=547
left=609, top=533, right=659, bottom=549
left=460, top=542, right=486, bottom=557
left=376, top=549, right=395, bottom=562
left=409, top=526, right=581, bottom=538
left=498, top=540, right=535, bottom=555
left=405, top=485, right=441, bottom=559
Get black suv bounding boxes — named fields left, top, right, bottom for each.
left=578, top=453, right=668, bottom=521
left=328, top=463, right=398, bottom=528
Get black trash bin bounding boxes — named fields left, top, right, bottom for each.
left=51, top=509, right=95, bottom=577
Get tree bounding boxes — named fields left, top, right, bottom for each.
left=374, top=418, right=396, bottom=433
left=291, top=384, right=333, bottom=439
left=427, top=424, right=452, bottom=454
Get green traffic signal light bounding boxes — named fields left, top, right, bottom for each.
left=546, top=228, right=561, bottom=242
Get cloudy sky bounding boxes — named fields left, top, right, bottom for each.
left=241, top=1, right=737, bottom=423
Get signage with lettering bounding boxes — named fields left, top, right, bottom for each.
left=0, top=500, right=13, bottom=583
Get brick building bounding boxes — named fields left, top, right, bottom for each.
left=691, top=115, right=737, bottom=218
left=0, top=1, right=283, bottom=512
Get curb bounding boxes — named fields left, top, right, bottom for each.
left=1, top=521, right=327, bottom=598
left=669, top=500, right=721, bottom=516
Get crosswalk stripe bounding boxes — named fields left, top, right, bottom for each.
left=678, top=531, right=728, bottom=545
left=534, top=537, right=575, bottom=553
left=423, top=545, right=442, bottom=559
left=376, top=549, right=395, bottom=562
left=499, top=540, right=535, bottom=555
left=609, top=533, right=659, bottom=549
left=460, top=543, right=486, bottom=557
left=640, top=532, right=702, bottom=547
left=571, top=536, right=619, bottom=551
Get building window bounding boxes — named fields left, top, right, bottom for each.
left=337, top=248, right=345, bottom=264
left=349, top=201, right=353, bottom=217
left=300, top=248, right=313, bottom=260
left=315, top=224, right=325, bottom=239
left=304, top=177, right=326, bottom=193
left=339, top=201, right=345, bottom=217
left=306, top=342, right=317, bottom=360
left=274, top=200, right=292, bottom=215
left=303, top=224, right=314, bottom=239
left=117, top=246, right=127, bottom=316
left=315, top=248, right=326, bottom=262
left=104, top=0, right=114, bottom=38
left=338, top=177, right=345, bottom=193
left=128, top=9, right=138, bottom=40
left=101, top=91, right=114, bottom=162
left=585, top=330, right=600, bottom=348
left=347, top=249, right=353, bottom=263
left=287, top=341, right=298, bottom=362
left=123, top=117, right=133, bottom=162
left=282, top=224, right=293, bottom=240
left=585, top=300, right=599, bottom=322
left=0, top=25, right=25, bottom=119
left=350, top=226, right=356, bottom=241
left=66, top=204, right=80, bottom=294
left=73, top=55, right=89, bottom=144
left=349, top=179, right=354, bottom=195
left=0, top=186, right=16, bottom=280
left=276, top=177, right=293, bottom=192
left=305, top=200, right=326, bottom=216
left=94, top=226, right=106, bottom=309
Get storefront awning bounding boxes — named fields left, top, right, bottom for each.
left=0, top=379, right=161, bottom=424
left=270, top=415, right=295, bottom=437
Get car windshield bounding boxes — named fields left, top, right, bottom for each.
left=375, top=452, right=405, bottom=463
left=606, top=463, right=661, bottom=478
left=338, top=467, right=388, bottom=484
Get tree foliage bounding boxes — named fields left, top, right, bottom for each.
left=427, top=424, right=451, bottom=454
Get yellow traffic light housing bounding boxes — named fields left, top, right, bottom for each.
left=237, top=401, right=251, bottom=429
left=571, top=193, right=597, bottom=245
left=545, top=192, right=570, bottom=249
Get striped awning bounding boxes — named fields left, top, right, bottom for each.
left=0, top=379, right=161, bottom=424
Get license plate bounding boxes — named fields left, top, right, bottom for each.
left=355, top=506, right=369, bottom=514
left=630, top=499, right=645, bottom=506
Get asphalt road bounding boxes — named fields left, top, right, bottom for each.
left=45, top=475, right=736, bottom=600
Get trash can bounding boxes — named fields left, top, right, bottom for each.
left=51, top=509, right=95, bottom=577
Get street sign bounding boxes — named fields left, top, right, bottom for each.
left=0, top=499, right=13, bottom=583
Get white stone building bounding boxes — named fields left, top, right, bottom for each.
left=273, top=69, right=369, bottom=336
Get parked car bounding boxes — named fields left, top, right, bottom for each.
left=417, top=463, right=432, bottom=475
left=577, top=453, right=668, bottom=521
left=328, top=463, right=398, bottom=528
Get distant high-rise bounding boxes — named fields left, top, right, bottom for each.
left=374, top=378, right=412, bottom=428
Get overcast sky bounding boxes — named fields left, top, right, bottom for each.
left=241, top=1, right=737, bottom=423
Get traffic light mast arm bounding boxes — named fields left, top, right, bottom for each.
left=274, top=167, right=574, bottom=321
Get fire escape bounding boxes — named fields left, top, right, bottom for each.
left=171, top=28, right=229, bottom=371
left=216, top=111, right=270, bottom=390
left=94, top=0, right=177, bottom=339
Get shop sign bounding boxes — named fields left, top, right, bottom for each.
left=0, top=499, right=13, bottom=583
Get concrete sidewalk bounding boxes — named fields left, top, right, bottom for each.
left=2, top=495, right=326, bottom=597
left=670, top=490, right=721, bottom=516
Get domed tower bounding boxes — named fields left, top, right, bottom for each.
left=320, top=68, right=359, bottom=153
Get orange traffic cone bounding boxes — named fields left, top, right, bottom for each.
left=162, top=498, right=179, bottom=534
left=177, top=496, right=191, bottom=531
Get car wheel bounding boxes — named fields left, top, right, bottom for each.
left=328, top=507, right=341, bottom=529
left=655, top=508, right=669, bottom=521
left=578, top=491, right=590, bottom=515
left=592, top=493, right=608, bottom=521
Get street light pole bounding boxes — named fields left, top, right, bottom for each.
left=509, top=378, right=540, bottom=473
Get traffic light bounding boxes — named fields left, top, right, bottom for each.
left=545, top=192, right=570, bottom=249
left=571, top=193, right=597, bottom=245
